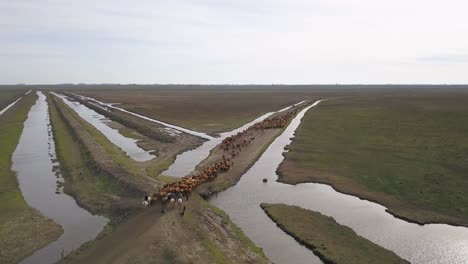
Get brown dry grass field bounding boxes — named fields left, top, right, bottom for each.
left=73, top=88, right=341, bottom=134
left=0, top=90, right=26, bottom=110
left=72, top=86, right=466, bottom=134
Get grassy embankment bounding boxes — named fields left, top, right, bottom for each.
left=279, top=95, right=468, bottom=226
left=261, top=203, right=408, bottom=264
left=50, top=95, right=142, bottom=177
left=0, top=93, right=63, bottom=264
left=69, top=93, right=196, bottom=178
left=48, top=94, right=143, bottom=261
left=54, top=94, right=188, bottom=181
left=48, top=95, right=134, bottom=216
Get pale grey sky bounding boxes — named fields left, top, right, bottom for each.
left=1, top=0, right=467, bottom=84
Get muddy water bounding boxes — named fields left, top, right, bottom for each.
left=163, top=101, right=307, bottom=177
left=12, top=92, right=107, bottom=264
left=210, top=101, right=468, bottom=264
left=52, top=92, right=155, bottom=162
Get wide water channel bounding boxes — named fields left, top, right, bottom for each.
left=52, top=93, right=155, bottom=162
left=12, top=92, right=107, bottom=264
left=210, top=101, right=468, bottom=264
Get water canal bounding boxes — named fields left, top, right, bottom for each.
left=210, top=101, right=468, bottom=264
left=13, top=92, right=107, bottom=264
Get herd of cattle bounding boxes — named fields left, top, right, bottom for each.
left=144, top=105, right=302, bottom=212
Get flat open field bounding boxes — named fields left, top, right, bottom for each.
left=0, top=90, right=25, bottom=110
left=73, top=86, right=464, bottom=134
left=0, top=93, right=63, bottom=264
left=278, top=90, right=468, bottom=226
left=74, top=88, right=331, bottom=134
left=261, top=203, right=408, bottom=264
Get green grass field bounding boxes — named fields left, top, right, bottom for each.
left=280, top=93, right=468, bottom=225
left=0, top=93, right=63, bottom=264
left=261, top=203, right=408, bottom=264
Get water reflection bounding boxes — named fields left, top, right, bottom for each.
left=13, top=92, right=107, bottom=264
left=211, top=101, right=468, bottom=264
left=164, top=101, right=306, bottom=177
left=52, top=92, right=155, bottom=162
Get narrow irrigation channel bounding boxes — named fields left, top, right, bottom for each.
left=71, top=93, right=214, bottom=140
left=52, top=92, right=155, bottom=162
left=163, top=101, right=307, bottom=177
left=12, top=92, right=107, bottom=264
left=210, top=101, right=468, bottom=264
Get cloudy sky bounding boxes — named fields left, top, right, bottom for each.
left=1, top=0, right=467, bottom=84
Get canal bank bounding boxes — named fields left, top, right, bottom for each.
left=0, top=92, right=63, bottom=264
left=12, top=92, right=107, bottom=264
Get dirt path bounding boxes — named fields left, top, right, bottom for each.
left=65, top=195, right=268, bottom=264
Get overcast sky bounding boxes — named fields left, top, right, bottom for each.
left=1, top=0, right=467, bottom=84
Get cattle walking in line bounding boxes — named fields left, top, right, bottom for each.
left=146, top=106, right=304, bottom=214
